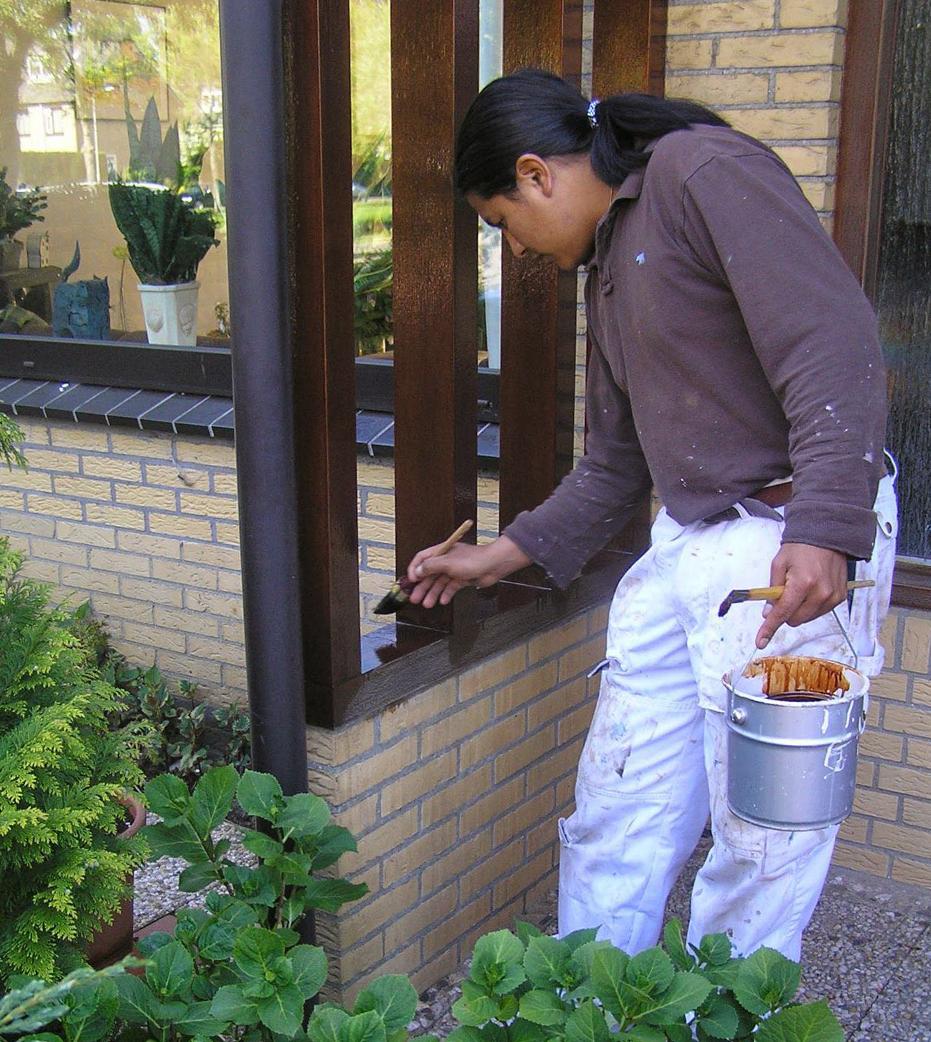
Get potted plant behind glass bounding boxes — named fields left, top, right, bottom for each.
left=0, top=167, right=46, bottom=271
left=108, top=182, right=219, bottom=345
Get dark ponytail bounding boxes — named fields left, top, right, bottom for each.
left=455, top=67, right=729, bottom=198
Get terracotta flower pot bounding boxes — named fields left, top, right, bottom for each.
left=85, top=792, right=146, bottom=968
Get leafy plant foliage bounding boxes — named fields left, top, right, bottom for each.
left=0, top=540, right=147, bottom=983
left=0, top=167, right=46, bottom=240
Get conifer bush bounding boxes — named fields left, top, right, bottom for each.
left=0, top=539, right=148, bottom=983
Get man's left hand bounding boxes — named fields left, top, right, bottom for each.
left=755, top=543, right=848, bottom=649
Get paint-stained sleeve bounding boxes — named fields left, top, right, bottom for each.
left=680, top=152, right=886, bottom=560
left=503, top=308, right=652, bottom=589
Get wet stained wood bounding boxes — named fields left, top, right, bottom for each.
left=497, top=0, right=584, bottom=532
left=592, top=0, right=668, bottom=98
left=390, top=1, right=480, bottom=635
left=285, top=0, right=361, bottom=725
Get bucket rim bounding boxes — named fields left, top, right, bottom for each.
left=723, top=656, right=867, bottom=707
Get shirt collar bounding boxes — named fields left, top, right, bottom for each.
left=588, top=144, right=656, bottom=271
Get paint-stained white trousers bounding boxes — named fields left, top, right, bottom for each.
left=558, top=475, right=897, bottom=961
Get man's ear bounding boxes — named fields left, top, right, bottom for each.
left=514, top=153, right=553, bottom=196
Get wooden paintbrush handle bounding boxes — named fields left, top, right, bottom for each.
left=434, top=519, right=474, bottom=556
left=746, top=579, right=875, bottom=602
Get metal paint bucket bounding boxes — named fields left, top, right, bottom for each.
left=723, top=656, right=869, bottom=831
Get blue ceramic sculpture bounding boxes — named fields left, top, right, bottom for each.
left=52, top=242, right=111, bottom=340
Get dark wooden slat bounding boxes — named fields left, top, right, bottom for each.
left=592, top=0, right=668, bottom=98
left=834, top=0, right=900, bottom=299
left=497, top=0, right=584, bottom=532
left=892, top=559, right=931, bottom=612
left=390, top=0, right=480, bottom=633
left=285, top=0, right=361, bottom=725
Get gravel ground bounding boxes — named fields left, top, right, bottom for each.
left=135, top=827, right=931, bottom=1040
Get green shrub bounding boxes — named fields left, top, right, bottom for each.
left=0, top=540, right=148, bottom=983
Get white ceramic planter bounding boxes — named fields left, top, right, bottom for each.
left=138, top=280, right=200, bottom=346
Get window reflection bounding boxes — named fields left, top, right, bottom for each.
left=0, top=1, right=228, bottom=346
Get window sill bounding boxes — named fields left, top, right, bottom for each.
left=892, top=558, right=931, bottom=611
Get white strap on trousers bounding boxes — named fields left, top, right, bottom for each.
left=558, top=475, right=897, bottom=961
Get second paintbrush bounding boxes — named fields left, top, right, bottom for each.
left=717, top=579, right=875, bottom=618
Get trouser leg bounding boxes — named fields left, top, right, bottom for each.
left=558, top=516, right=710, bottom=954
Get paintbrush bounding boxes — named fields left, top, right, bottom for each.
left=717, top=579, right=875, bottom=618
left=373, top=519, right=474, bottom=615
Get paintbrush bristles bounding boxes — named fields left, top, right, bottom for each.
left=717, top=579, right=875, bottom=618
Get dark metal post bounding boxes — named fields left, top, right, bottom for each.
left=218, top=0, right=308, bottom=795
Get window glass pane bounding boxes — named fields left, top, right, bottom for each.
left=0, top=1, right=229, bottom=346
left=875, top=0, right=931, bottom=560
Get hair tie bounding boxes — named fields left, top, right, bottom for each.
left=587, top=98, right=599, bottom=129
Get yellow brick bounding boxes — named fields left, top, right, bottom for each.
left=558, top=634, right=607, bottom=683
left=29, top=537, right=87, bottom=566
left=907, top=739, right=931, bottom=770
left=493, top=849, right=552, bottom=909
left=348, top=938, right=422, bottom=1000
left=222, top=620, right=245, bottom=643
left=831, top=841, right=889, bottom=877
left=52, top=475, right=112, bottom=500
left=90, top=593, right=154, bottom=624
left=422, top=893, right=491, bottom=960
left=558, top=701, right=595, bottom=745
left=903, top=798, right=931, bottom=829
left=883, top=704, right=931, bottom=740
left=716, top=32, right=843, bottom=69
left=668, top=0, right=775, bottom=34
left=1, top=511, right=53, bottom=537
left=773, top=144, right=833, bottom=177
left=422, top=829, right=492, bottom=896
left=379, top=678, right=457, bottom=743
left=174, top=439, right=235, bottom=467
left=381, top=751, right=458, bottom=816
left=779, top=0, right=847, bottom=29
left=422, top=697, right=492, bottom=758
left=667, top=72, right=769, bottom=106
left=117, top=531, right=182, bottom=559
left=477, top=474, right=499, bottom=500
left=528, top=614, right=588, bottom=665
left=148, top=513, right=213, bottom=540
left=494, top=789, right=555, bottom=848
left=853, top=788, right=900, bottom=821
left=215, top=522, right=240, bottom=545
left=495, top=725, right=556, bottom=783
left=774, top=69, right=841, bottom=103
left=838, top=814, right=868, bottom=844
left=115, top=483, right=177, bottom=510
left=157, top=649, right=223, bottom=685
left=528, top=735, right=583, bottom=795
left=891, top=857, right=931, bottom=889
left=55, top=520, right=115, bottom=547
left=49, top=427, right=109, bottom=451
left=145, top=463, right=210, bottom=489
left=122, top=622, right=186, bottom=653
left=0, top=490, right=24, bottom=508
left=358, top=517, right=395, bottom=543
left=460, top=713, right=525, bottom=773
left=21, top=559, right=59, bottom=583
left=60, top=566, right=120, bottom=594
left=153, top=606, right=220, bottom=637
left=914, top=680, right=931, bottom=707
left=183, top=588, right=242, bottom=618
left=422, top=765, right=493, bottom=828
left=859, top=730, right=903, bottom=762
left=334, top=737, right=420, bottom=808
left=856, top=758, right=876, bottom=788
left=0, top=469, right=52, bottom=491
left=880, top=611, right=899, bottom=661
left=365, top=545, right=394, bottom=571
left=120, top=576, right=183, bottom=608
left=871, top=670, right=908, bottom=702
left=338, top=934, right=385, bottom=983
left=82, top=457, right=143, bottom=481
left=341, top=877, right=419, bottom=948
left=211, top=472, right=238, bottom=495
left=494, top=662, right=559, bottom=717
left=727, top=106, right=837, bottom=142
left=528, top=675, right=589, bottom=732
left=384, top=881, right=457, bottom=952
left=902, top=618, right=931, bottom=673
left=152, top=559, right=218, bottom=589
left=85, top=503, right=147, bottom=530
left=878, top=764, right=931, bottom=801
left=186, top=636, right=246, bottom=666
left=23, top=449, right=80, bottom=472
left=364, top=492, right=395, bottom=517
left=109, top=433, right=174, bottom=462
left=221, top=664, right=249, bottom=691
left=871, top=821, right=931, bottom=859
left=333, top=794, right=379, bottom=839
left=461, top=837, right=523, bottom=900
left=461, top=776, right=524, bottom=836
left=26, top=494, right=83, bottom=519
left=179, top=491, right=239, bottom=521
left=88, top=549, right=150, bottom=576
left=182, top=542, right=241, bottom=569
left=798, top=178, right=834, bottom=211
left=666, top=38, right=714, bottom=70
left=459, top=646, right=528, bottom=700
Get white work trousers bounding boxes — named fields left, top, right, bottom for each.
left=558, top=475, right=897, bottom=961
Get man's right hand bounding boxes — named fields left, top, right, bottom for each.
left=405, top=534, right=532, bottom=609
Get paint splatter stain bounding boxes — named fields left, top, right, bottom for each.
left=635, top=251, right=646, bottom=265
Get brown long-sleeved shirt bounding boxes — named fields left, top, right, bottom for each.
left=505, top=124, right=887, bottom=590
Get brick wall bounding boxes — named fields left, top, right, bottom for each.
left=307, top=607, right=606, bottom=1003
left=666, top=0, right=847, bottom=225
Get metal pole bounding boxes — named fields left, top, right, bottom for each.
left=217, top=0, right=308, bottom=799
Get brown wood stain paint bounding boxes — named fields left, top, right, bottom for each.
left=744, top=655, right=850, bottom=702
